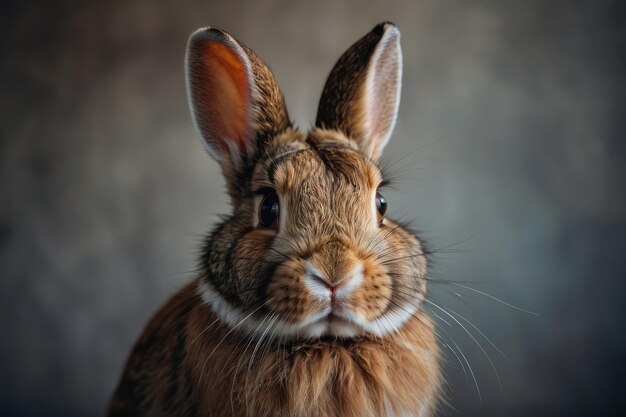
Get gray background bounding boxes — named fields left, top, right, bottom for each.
left=1, top=0, right=625, bottom=416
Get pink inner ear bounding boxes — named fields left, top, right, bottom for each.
left=198, top=41, right=251, bottom=154
left=364, top=33, right=400, bottom=157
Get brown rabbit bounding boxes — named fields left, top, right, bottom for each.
left=108, top=22, right=442, bottom=417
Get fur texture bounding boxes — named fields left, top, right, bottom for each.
left=109, top=22, right=442, bottom=417
left=109, top=281, right=441, bottom=417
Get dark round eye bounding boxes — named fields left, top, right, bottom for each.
left=376, top=192, right=387, bottom=224
left=258, top=190, right=280, bottom=229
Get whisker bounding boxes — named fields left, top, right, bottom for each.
left=267, top=247, right=294, bottom=262
left=387, top=272, right=484, bottom=285
left=198, top=300, right=270, bottom=384
left=429, top=307, right=453, bottom=327
left=446, top=282, right=539, bottom=316
left=273, top=234, right=305, bottom=250
left=228, top=314, right=270, bottom=414
left=366, top=224, right=404, bottom=254
left=423, top=298, right=501, bottom=389
left=432, top=313, right=482, bottom=404
left=444, top=307, right=507, bottom=359
left=379, top=252, right=428, bottom=265
left=165, top=293, right=205, bottom=331
left=389, top=272, right=536, bottom=316
left=246, top=313, right=281, bottom=409
left=188, top=313, right=226, bottom=348
left=247, top=312, right=278, bottom=377
left=436, top=325, right=469, bottom=379
left=212, top=324, right=256, bottom=388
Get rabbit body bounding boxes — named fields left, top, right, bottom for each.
left=109, top=280, right=440, bottom=417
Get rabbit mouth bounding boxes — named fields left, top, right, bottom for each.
left=295, top=302, right=418, bottom=339
left=200, top=278, right=420, bottom=341
left=300, top=311, right=361, bottom=338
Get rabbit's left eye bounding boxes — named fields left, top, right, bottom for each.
left=258, top=189, right=280, bottom=230
left=376, top=192, right=387, bottom=225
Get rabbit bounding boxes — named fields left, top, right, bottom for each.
left=108, top=22, right=442, bottom=417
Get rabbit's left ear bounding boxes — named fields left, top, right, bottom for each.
left=316, top=22, right=402, bottom=160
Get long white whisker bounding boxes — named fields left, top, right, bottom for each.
left=429, top=308, right=453, bottom=327
left=229, top=314, right=271, bottom=415
left=198, top=300, right=269, bottom=385
left=424, top=298, right=501, bottom=391
left=247, top=313, right=278, bottom=376
left=437, top=325, right=468, bottom=378
left=245, top=313, right=280, bottom=411
left=445, top=308, right=507, bottom=359
left=447, top=282, right=539, bottom=315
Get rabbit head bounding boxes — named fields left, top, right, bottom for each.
left=186, top=22, right=428, bottom=341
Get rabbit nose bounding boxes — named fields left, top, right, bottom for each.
left=304, top=262, right=364, bottom=305
left=309, top=272, right=341, bottom=290
left=310, top=273, right=342, bottom=309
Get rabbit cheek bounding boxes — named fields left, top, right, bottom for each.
left=265, top=261, right=317, bottom=323
left=352, top=263, right=393, bottom=321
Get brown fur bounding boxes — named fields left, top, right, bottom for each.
left=109, top=280, right=441, bottom=417
left=109, top=22, right=442, bottom=417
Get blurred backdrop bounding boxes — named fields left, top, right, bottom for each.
left=1, top=0, right=625, bottom=416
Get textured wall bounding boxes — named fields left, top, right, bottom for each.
left=1, top=0, right=624, bottom=415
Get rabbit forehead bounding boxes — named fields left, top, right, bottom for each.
left=252, top=129, right=381, bottom=188
left=252, top=129, right=382, bottom=232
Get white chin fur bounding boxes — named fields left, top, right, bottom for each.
left=198, top=280, right=419, bottom=340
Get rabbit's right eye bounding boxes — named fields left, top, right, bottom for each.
left=258, top=190, right=280, bottom=230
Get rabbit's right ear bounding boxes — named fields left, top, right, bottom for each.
left=186, top=28, right=290, bottom=194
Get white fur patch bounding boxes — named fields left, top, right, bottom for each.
left=197, top=278, right=420, bottom=341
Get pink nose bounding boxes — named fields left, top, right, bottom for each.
left=309, top=273, right=340, bottom=307
left=304, top=262, right=363, bottom=307
left=310, top=273, right=340, bottom=290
